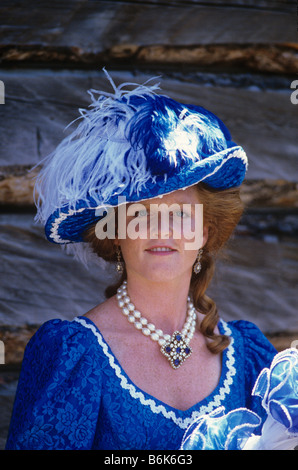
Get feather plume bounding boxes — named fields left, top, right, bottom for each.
left=34, top=70, right=161, bottom=225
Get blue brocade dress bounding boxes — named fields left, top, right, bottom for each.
left=5, top=316, right=277, bottom=450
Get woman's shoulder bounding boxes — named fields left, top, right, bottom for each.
left=83, top=295, right=120, bottom=329
left=28, top=316, right=93, bottom=345
left=224, top=319, right=277, bottom=375
left=24, top=316, right=104, bottom=368
left=18, top=317, right=105, bottom=403
left=226, top=319, right=276, bottom=354
left=227, top=319, right=273, bottom=342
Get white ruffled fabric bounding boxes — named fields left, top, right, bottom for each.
left=181, top=348, right=298, bottom=450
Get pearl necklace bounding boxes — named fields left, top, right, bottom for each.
left=116, top=281, right=197, bottom=369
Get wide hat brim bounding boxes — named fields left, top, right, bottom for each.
left=45, top=145, right=247, bottom=244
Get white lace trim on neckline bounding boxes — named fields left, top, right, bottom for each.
left=74, top=316, right=236, bottom=429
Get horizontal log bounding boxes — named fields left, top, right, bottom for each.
left=1, top=43, right=297, bottom=74
left=240, top=180, right=298, bottom=209
left=133, top=43, right=298, bottom=74
left=0, top=1, right=295, bottom=49
left=0, top=165, right=39, bottom=207
left=1, top=165, right=298, bottom=211
left=0, top=325, right=37, bottom=364
left=266, top=331, right=298, bottom=352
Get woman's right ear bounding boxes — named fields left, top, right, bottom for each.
left=202, top=225, right=209, bottom=248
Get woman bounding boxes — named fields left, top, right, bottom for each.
left=6, top=72, right=277, bottom=450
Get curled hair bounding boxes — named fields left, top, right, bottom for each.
left=190, top=183, right=244, bottom=354
left=84, top=182, right=244, bottom=355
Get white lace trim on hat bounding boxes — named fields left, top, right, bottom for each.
left=49, top=207, right=85, bottom=243
left=201, top=147, right=248, bottom=183
left=74, top=316, right=236, bottom=429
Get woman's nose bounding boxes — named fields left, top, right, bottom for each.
left=149, top=211, right=172, bottom=239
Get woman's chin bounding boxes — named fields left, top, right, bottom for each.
left=128, top=264, right=192, bottom=285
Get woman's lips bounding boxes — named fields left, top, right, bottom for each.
left=145, top=246, right=177, bottom=255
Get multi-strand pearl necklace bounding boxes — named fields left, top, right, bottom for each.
left=116, top=281, right=197, bottom=369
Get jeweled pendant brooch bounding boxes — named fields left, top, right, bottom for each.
left=161, top=331, right=192, bottom=369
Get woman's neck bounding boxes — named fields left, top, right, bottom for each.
left=122, top=274, right=192, bottom=335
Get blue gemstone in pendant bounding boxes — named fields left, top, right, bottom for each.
left=176, top=347, right=181, bottom=353
left=174, top=359, right=180, bottom=367
left=185, top=347, right=190, bottom=355
left=165, top=346, right=171, bottom=353
left=176, top=335, right=182, bottom=341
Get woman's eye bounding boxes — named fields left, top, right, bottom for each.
left=175, top=210, right=189, bottom=218
left=136, top=209, right=148, bottom=217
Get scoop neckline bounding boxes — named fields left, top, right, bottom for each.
left=74, top=315, right=236, bottom=427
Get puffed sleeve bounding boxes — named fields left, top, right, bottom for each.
left=231, top=320, right=277, bottom=420
left=5, top=319, right=102, bottom=450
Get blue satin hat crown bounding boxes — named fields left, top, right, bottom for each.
left=35, top=72, right=248, bottom=244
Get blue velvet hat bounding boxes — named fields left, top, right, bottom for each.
left=35, top=71, right=248, bottom=245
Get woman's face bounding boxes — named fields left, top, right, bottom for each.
left=116, top=186, right=208, bottom=285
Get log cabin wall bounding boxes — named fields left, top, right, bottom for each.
left=0, top=0, right=297, bottom=448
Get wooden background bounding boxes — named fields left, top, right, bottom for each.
left=0, top=0, right=297, bottom=448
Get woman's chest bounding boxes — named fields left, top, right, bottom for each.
left=104, top=331, right=222, bottom=411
